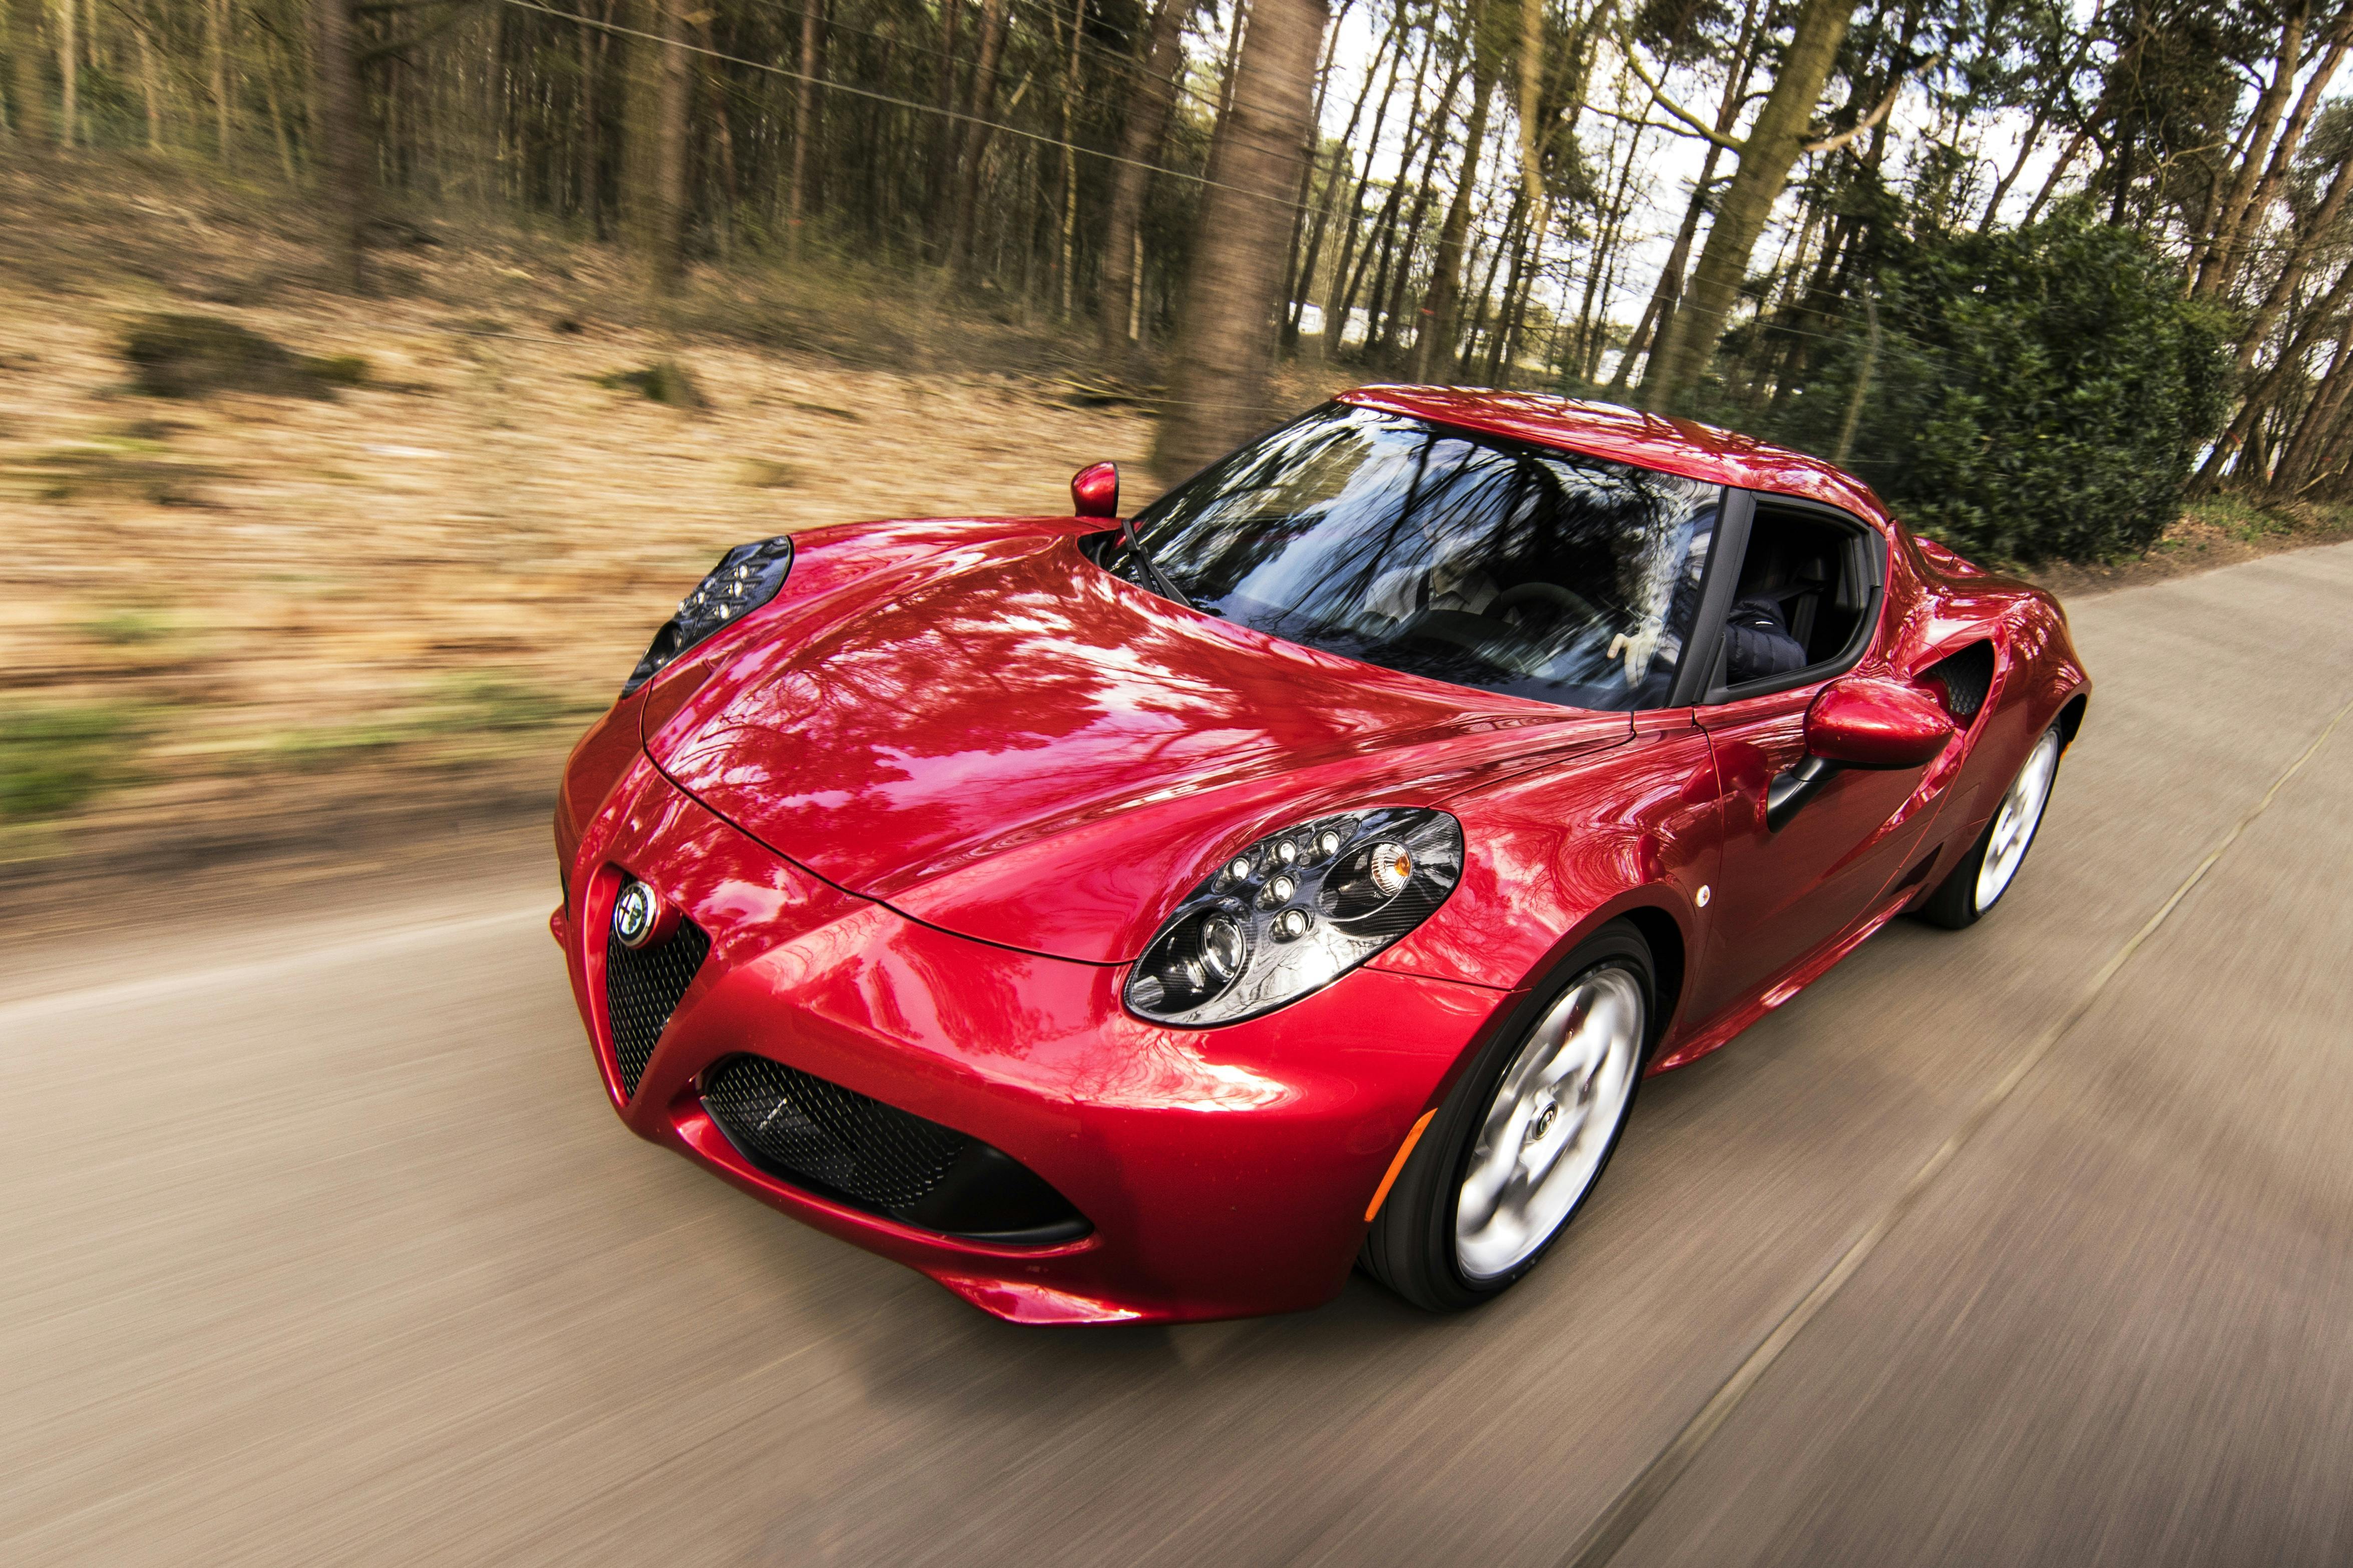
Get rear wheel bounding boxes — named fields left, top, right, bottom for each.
left=1361, top=924, right=1651, bottom=1311
left=1918, top=724, right=2063, bottom=929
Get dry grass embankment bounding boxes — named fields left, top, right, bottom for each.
left=4, top=160, right=2341, bottom=889
left=0, top=161, right=1196, bottom=879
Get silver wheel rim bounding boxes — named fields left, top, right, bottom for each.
left=1975, top=728, right=2061, bottom=913
left=1455, top=967, right=1643, bottom=1282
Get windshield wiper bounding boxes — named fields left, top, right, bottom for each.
left=1119, top=515, right=1193, bottom=609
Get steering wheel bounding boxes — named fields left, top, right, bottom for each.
left=1495, top=582, right=1600, bottom=627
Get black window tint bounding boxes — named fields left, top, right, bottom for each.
left=1109, top=404, right=1722, bottom=712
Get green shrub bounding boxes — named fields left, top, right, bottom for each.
left=1765, top=212, right=2232, bottom=564
left=119, top=313, right=369, bottom=399
left=0, top=705, right=144, bottom=820
left=596, top=360, right=708, bottom=408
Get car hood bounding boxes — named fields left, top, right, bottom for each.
left=645, top=522, right=1630, bottom=962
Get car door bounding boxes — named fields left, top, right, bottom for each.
left=1682, top=495, right=1935, bottom=1026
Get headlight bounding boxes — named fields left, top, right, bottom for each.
left=1124, top=807, right=1464, bottom=1026
left=621, top=536, right=795, bottom=696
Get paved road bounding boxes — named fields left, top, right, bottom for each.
left=7, top=543, right=2353, bottom=1568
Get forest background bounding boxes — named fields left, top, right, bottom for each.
left=3, top=0, right=2351, bottom=885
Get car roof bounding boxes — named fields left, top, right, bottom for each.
left=1337, top=385, right=1895, bottom=533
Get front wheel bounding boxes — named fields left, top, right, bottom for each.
left=1361, top=924, right=1651, bottom=1311
left=1917, top=723, right=2064, bottom=929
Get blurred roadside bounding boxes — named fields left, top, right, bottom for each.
left=5, top=157, right=2347, bottom=931
left=0, top=157, right=1198, bottom=915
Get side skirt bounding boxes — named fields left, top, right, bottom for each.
left=1647, top=887, right=1917, bottom=1075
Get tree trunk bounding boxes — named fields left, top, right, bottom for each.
left=1574, top=98, right=1643, bottom=381
left=59, top=0, right=77, bottom=146
left=8, top=0, right=50, bottom=146
left=2197, top=259, right=2353, bottom=483
left=1480, top=190, right=1534, bottom=380
left=1611, top=0, right=1762, bottom=393
left=950, top=0, right=1008, bottom=278
left=2232, top=152, right=2353, bottom=377
left=1285, top=6, right=1386, bottom=347
left=930, top=0, right=959, bottom=249
left=313, top=0, right=368, bottom=289
left=624, top=0, right=690, bottom=290
left=1373, top=77, right=1456, bottom=361
left=1415, top=59, right=1495, bottom=380
left=1057, top=0, right=1084, bottom=318
left=2190, top=0, right=2310, bottom=296
left=263, top=39, right=298, bottom=181
left=577, top=0, right=612, bottom=234
left=207, top=0, right=228, bottom=161
left=1155, top=0, right=1332, bottom=476
left=135, top=10, right=161, bottom=148
left=788, top=0, right=824, bottom=258
left=2205, top=8, right=2353, bottom=296
left=1320, top=18, right=1421, bottom=358
left=1643, top=0, right=1858, bottom=413
left=2273, top=311, right=2353, bottom=495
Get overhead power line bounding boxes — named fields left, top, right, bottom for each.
left=491, top=0, right=1311, bottom=214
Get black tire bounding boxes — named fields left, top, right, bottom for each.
left=1917, top=722, right=2065, bottom=930
left=1361, top=922, right=1654, bottom=1312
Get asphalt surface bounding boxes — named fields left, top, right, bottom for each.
left=7, top=542, right=2353, bottom=1567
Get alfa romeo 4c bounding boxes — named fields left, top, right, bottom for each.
left=553, top=387, right=2088, bottom=1324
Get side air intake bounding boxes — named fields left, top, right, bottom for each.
left=1922, top=642, right=1995, bottom=724
left=700, top=1054, right=1089, bottom=1244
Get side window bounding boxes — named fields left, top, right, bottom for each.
left=1711, top=503, right=1883, bottom=696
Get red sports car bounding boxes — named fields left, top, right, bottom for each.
left=552, top=388, right=2088, bottom=1324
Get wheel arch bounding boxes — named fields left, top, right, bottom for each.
left=2056, top=687, right=2090, bottom=747
left=1500, top=889, right=1693, bottom=1061
left=1616, top=904, right=1686, bottom=1055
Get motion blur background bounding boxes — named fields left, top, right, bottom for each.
left=5, top=0, right=2352, bottom=882
left=7, top=1, right=2353, bottom=1563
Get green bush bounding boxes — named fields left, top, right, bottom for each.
left=596, top=360, right=707, bottom=408
left=0, top=705, right=144, bottom=820
left=1769, top=212, right=2232, bottom=564
left=119, top=313, right=369, bottom=399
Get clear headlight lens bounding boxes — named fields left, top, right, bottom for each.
left=1124, top=806, right=1464, bottom=1026
left=621, top=536, right=795, bottom=697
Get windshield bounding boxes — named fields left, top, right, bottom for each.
left=1105, top=403, right=1724, bottom=711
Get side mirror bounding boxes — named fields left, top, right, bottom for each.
left=1805, top=677, right=1955, bottom=769
left=1071, top=461, right=1120, bottom=519
left=1767, top=677, right=1953, bottom=830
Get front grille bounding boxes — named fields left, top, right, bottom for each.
left=701, top=1054, right=1089, bottom=1242
left=702, top=1054, right=969, bottom=1210
left=604, top=901, right=711, bottom=1100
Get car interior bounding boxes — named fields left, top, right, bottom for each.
left=1717, top=502, right=1880, bottom=689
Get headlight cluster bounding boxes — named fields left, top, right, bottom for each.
left=621, top=536, right=795, bottom=697
left=1124, top=807, right=1464, bottom=1026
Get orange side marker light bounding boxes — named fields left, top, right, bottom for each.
left=1365, top=1109, right=1438, bottom=1222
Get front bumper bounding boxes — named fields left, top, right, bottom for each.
left=559, top=756, right=1504, bottom=1324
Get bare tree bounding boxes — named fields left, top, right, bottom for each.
left=7, top=0, right=50, bottom=146
left=948, top=0, right=1008, bottom=277
left=313, top=0, right=368, bottom=289
left=1156, top=0, right=1333, bottom=476
left=1639, top=0, right=1862, bottom=413
left=788, top=0, right=825, bottom=259
left=1414, top=0, right=1494, bottom=380
left=1097, top=0, right=1193, bottom=351
left=623, top=0, right=690, bottom=290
